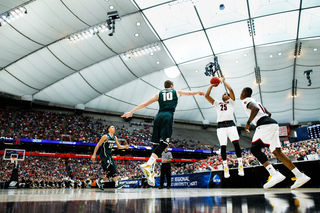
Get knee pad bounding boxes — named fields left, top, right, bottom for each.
left=153, top=141, right=168, bottom=157
left=221, top=145, right=227, bottom=160
left=251, top=144, right=268, bottom=164
left=232, top=140, right=242, bottom=158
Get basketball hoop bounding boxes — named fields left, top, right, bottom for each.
left=10, top=156, right=17, bottom=164
left=10, top=156, right=18, bottom=168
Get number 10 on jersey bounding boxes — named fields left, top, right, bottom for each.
left=162, top=92, right=173, bottom=101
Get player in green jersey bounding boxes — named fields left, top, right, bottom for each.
left=91, top=125, right=129, bottom=190
left=121, top=80, right=204, bottom=186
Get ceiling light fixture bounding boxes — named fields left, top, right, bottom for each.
left=134, top=33, right=139, bottom=37
left=294, top=42, right=302, bottom=58
left=109, top=5, right=115, bottom=10
left=122, top=43, right=161, bottom=60
left=0, top=5, right=28, bottom=27
left=314, top=48, right=318, bottom=51
left=269, top=55, right=273, bottom=58
left=255, top=66, right=261, bottom=84
left=292, top=79, right=297, bottom=97
left=244, top=54, right=247, bottom=57
left=278, top=52, right=282, bottom=56
left=136, top=22, right=141, bottom=26
left=247, top=19, right=256, bottom=37
left=168, top=0, right=204, bottom=8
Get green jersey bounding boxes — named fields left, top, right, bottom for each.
left=158, top=89, right=178, bottom=113
left=100, top=133, right=116, bottom=156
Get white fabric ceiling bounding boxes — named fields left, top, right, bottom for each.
left=0, top=0, right=319, bottom=126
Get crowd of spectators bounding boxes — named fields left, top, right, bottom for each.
left=5, top=110, right=64, bottom=141
left=1, top=107, right=320, bottom=188
left=1, top=108, right=211, bottom=150
left=0, top=138, right=319, bottom=188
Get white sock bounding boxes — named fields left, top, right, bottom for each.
left=266, top=164, right=277, bottom=175
left=237, top=158, right=243, bottom=166
left=291, top=167, right=303, bottom=178
left=115, top=181, right=118, bottom=186
left=223, top=160, right=228, bottom=168
left=146, top=156, right=156, bottom=166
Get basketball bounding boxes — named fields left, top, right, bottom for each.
left=210, top=76, right=220, bottom=86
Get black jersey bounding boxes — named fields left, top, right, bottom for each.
left=158, top=89, right=178, bottom=113
left=100, top=133, right=116, bottom=156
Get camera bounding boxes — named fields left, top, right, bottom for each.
left=106, top=11, right=120, bottom=36
left=107, top=11, right=120, bottom=20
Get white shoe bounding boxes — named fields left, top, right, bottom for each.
left=291, top=174, right=311, bottom=190
left=140, top=163, right=152, bottom=178
left=224, top=167, right=230, bottom=178
left=238, top=165, right=244, bottom=176
left=263, top=171, right=285, bottom=189
left=96, top=179, right=104, bottom=191
left=147, top=170, right=155, bottom=186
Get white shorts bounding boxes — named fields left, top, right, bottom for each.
left=252, top=123, right=281, bottom=152
left=217, top=126, right=239, bottom=146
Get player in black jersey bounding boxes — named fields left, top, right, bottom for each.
left=122, top=80, right=204, bottom=186
left=91, top=125, right=129, bottom=191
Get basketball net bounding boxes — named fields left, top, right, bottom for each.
left=10, top=157, right=17, bottom=168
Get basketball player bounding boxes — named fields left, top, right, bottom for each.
left=91, top=125, right=129, bottom=191
left=121, top=80, right=204, bottom=186
left=205, top=77, right=244, bottom=178
left=240, top=87, right=311, bottom=189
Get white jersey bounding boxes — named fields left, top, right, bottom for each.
left=214, top=99, right=235, bottom=122
left=242, top=97, right=269, bottom=126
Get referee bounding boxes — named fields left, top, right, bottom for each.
left=159, top=146, right=173, bottom=189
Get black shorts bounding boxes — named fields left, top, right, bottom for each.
left=151, top=111, right=173, bottom=144
left=100, top=153, right=117, bottom=177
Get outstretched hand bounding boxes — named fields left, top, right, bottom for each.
left=198, top=91, right=205, bottom=96
left=121, top=112, right=133, bottom=118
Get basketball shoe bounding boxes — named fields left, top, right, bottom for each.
left=224, top=167, right=230, bottom=178
left=96, top=179, right=104, bottom=191
left=116, top=182, right=126, bottom=189
left=148, top=171, right=155, bottom=186
left=238, top=165, right=244, bottom=176
left=290, top=174, right=311, bottom=189
left=140, top=163, right=152, bottom=178
left=263, top=171, right=285, bottom=189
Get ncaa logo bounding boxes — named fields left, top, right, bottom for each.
left=212, top=174, right=221, bottom=185
left=9, top=181, right=17, bottom=187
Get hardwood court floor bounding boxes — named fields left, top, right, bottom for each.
left=0, top=188, right=319, bottom=212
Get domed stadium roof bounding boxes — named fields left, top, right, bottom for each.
left=0, top=0, right=319, bottom=125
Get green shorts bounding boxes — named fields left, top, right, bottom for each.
left=151, top=111, right=173, bottom=144
left=100, top=153, right=117, bottom=178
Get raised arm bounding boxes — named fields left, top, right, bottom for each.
left=205, top=84, right=215, bottom=105
left=115, top=137, right=129, bottom=149
left=121, top=93, right=159, bottom=118
left=177, top=90, right=204, bottom=98
left=221, top=77, right=235, bottom=101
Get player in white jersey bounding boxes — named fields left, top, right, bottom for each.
left=240, top=87, right=310, bottom=189
left=205, top=77, right=244, bottom=178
